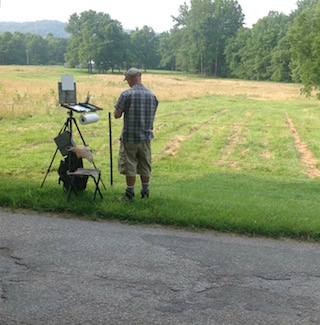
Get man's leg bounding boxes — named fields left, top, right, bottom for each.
left=138, top=142, right=152, bottom=199
left=118, top=175, right=136, bottom=201
left=119, top=143, right=137, bottom=201
left=125, top=176, right=136, bottom=198
left=127, top=176, right=136, bottom=187
left=140, top=175, right=150, bottom=198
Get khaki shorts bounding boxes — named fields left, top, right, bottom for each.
left=118, top=141, right=152, bottom=177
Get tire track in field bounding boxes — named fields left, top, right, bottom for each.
left=217, top=111, right=252, bottom=170
left=162, top=115, right=219, bottom=157
left=286, top=113, right=320, bottom=178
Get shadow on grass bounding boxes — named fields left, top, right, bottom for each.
left=1, top=173, right=320, bottom=241
left=152, top=172, right=320, bottom=240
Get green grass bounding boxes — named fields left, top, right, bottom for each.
left=2, top=69, right=320, bottom=241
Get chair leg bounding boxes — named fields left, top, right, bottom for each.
left=66, top=176, right=78, bottom=202
left=92, top=173, right=103, bottom=204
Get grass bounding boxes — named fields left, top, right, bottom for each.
left=1, top=66, right=320, bottom=241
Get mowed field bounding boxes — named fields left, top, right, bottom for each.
left=1, top=66, right=320, bottom=240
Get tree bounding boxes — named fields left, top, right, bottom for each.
left=81, top=11, right=113, bottom=73
left=226, top=11, right=291, bottom=81
left=46, top=33, right=68, bottom=65
left=25, top=33, right=48, bottom=65
left=225, top=27, right=253, bottom=79
left=188, top=0, right=217, bottom=74
left=158, top=31, right=176, bottom=71
left=130, top=26, right=160, bottom=71
left=172, top=0, right=217, bottom=74
left=65, top=11, right=130, bottom=73
left=172, top=2, right=190, bottom=27
left=296, top=0, right=319, bottom=13
left=64, top=13, right=81, bottom=67
left=212, top=0, right=245, bottom=76
left=288, top=0, right=320, bottom=96
left=0, top=32, right=26, bottom=65
left=249, top=12, right=289, bottom=80
left=96, top=20, right=129, bottom=73
left=172, top=0, right=244, bottom=76
left=269, top=34, right=292, bottom=82
left=65, top=11, right=113, bottom=72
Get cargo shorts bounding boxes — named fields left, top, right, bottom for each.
left=118, top=141, right=152, bottom=177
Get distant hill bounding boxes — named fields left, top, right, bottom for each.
left=0, top=20, right=132, bottom=38
left=0, top=20, right=70, bottom=38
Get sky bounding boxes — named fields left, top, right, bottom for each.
left=0, top=0, right=298, bottom=32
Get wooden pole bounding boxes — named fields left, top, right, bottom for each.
left=108, top=112, right=113, bottom=186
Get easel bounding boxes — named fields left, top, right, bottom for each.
left=40, top=108, right=101, bottom=188
left=41, top=75, right=106, bottom=194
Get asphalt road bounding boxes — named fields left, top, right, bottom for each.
left=0, top=208, right=320, bottom=325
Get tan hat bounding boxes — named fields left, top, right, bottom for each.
left=123, top=67, right=141, bottom=80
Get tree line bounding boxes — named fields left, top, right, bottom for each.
left=0, top=32, right=67, bottom=65
left=0, top=0, right=319, bottom=94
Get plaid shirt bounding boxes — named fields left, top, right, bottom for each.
left=115, top=84, right=158, bottom=143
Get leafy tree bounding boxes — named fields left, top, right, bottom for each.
left=226, top=12, right=290, bottom=80
left=65, top=11, right=112, bottom=71
left=46, top=33, right=68, bottom=65
left=269, top=34, right=292, bottom=82
left=189, top=0, right=217, bottom=74
left=172, top=2, right=190, bottom=27
left=249, top=12, right=289, bottom=80
left=81, top=11, right=113, bottom=73
left=213, top=0, right=245, bottom=76
left=173, top=0, right=216, bottom=74
left=78, top=22, right=96, bottom=73
left=130, top=26, right=160, bottom=71
left=225, top=27, right=253, bottom=79
left=296, top=0, right=319, bottom=13
left=95, top=20, right=129, bottom=73
left=173, top=27, right=192, bottom=73
left=25, top=33, right=48, bottom=65
left=288, top=0, right=320, bottom=96
left=158, top=31, right=176, bottom=71
left=65, top=11, right=129, bottom=72
left=0, top=31, right=66, bottom=65
left=0, top=32, right=26, bottom=65
left=64, top=13, right=81, bottom=67
left=172, top=0, right=244, bottom=76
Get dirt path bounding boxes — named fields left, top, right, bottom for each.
left=217, top=111, right=252, bottom=170
left=163, top=116, right=217, bottom=157
left=286, top=112, right=320, bottom=178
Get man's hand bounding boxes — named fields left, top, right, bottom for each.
left=114, top=109, right=122, bottom=119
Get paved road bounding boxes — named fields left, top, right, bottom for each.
left=0, top=208, right=320, bottom=325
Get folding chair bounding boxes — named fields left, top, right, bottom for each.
left=54, top=131, right=103, bottom=204
left=67, top=168, right=103, bottom=204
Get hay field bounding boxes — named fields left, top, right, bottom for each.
left=0, top=66, right=306, bottom=118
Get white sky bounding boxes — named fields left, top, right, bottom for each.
left=0, top=0, right=298, bottom=32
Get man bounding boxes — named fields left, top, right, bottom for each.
left=114, top=68, right=158, bottom=201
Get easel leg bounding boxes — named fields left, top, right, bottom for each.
left=40, top=119, right=70, bottom=188
left=40, top=148, right=59, bottom=188
left=72, top=117, right=87, bottom=146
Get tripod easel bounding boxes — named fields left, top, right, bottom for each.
left=40, top=108, right=106, bottom=190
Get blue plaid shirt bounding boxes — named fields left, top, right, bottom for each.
left=115, top=84, right=158, bottom=144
